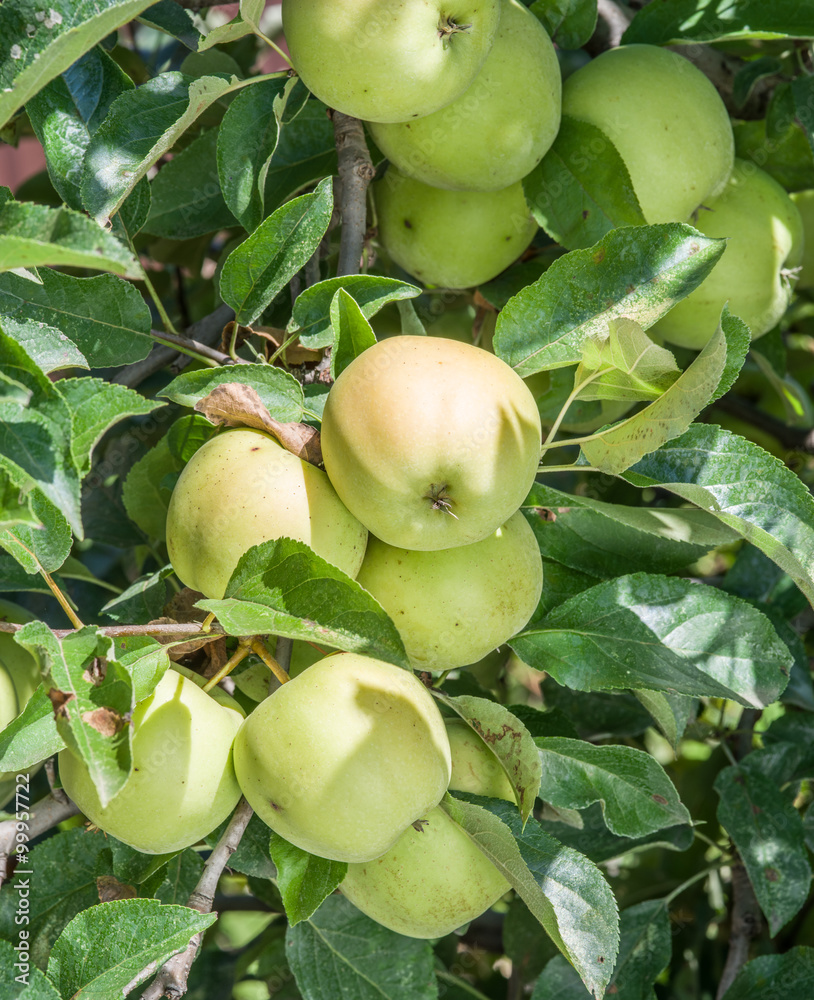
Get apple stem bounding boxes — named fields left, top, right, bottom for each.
left=202, top=641, right=252, bottom=693
left=438, top=17, right=471, bottom=38
left=250, top=636, right=291, bottom=687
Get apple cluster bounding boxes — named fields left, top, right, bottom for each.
left=0, top=600, right=42, bottom=810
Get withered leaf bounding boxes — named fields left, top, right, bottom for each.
left=96, top=875, right=137, bottom=903
left=47, top=689, right=75, bottom=718
left=194, top=383, right=322, bottom=465
left=81, top=707, right=126, bottom=738
left=83, top=658, right=107, bottom=686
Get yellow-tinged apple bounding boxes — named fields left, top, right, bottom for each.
left=0, top=600, right=42, bottom=810
left=233, top=653, right=452, bottom=863
left=356, top=511, right=543, bottom=670
left=791, top=189, right=814, bottom=289
left=446, top=718, right=515, bottom=801
left=321, top=336, right=542, bottom=551
left=59, top=667, right=244, bottom=854
left=368, top=0, right=561, bottom=191
left=166, top=428, right=368, bottom=599
left=561, top=44, right=734, bottom=223
left=654, top=161, right=804, bottom=349
left=373, top=167, right=537, bottom=288
left=281, top=0, right=501, bottom=123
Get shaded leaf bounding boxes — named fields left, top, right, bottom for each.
left=159, top=364, right=303, bottom=422
left=530, top=0, right=598, bottom=49
left=623, top=1, right=814, bottom=44
left=269, top=833, right=346, bottom=926
left=575, top=318, right=679, bottom=402
left=330, top=288, right=377, bottom=380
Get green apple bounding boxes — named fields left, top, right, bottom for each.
left=368, top=0, right=561, bottom=191
left=654, top=160, right=804, bottom=350
left=561, top=44, right=734, bottom=223
left=791, top=189, right=814, bottom=289
left=373, top=166, right=538, bottom=288
left=356, top=511, right=543, bottom=670
left=59, top=667, right=244, bottom=854
left=166, top=428, right=368, bottom=599
left=340, top=717, right=511, bottom=937
left=281, top=0, right=501, bottom=123
left=233, top=653, right=452, bottom=863
left=446, top=718, right=514, bottom=801
left=0, top=600, right=41, bottom=811
left=321, top=336, right=542, bottom=551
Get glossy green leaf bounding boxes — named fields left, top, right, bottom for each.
left=625, top=424, right=814, bottom=608
left=262, top=100, right=337, bottom=213
left=287, top=894, right=436, bottom=1000
left=511, top=573, right=791, bottom=707
left=0, top=0, right=155, bottom=130
left=524, top=117, right=644, bottom=250
left=721, top=948, right=814, bottom=999
left=329, top=288, right=377, bottom=379
left=198, top=537, right=409, bottom=668
left=623, top=0, right=814, bottom=43
left=268, top=833, right=346, bottom=926
left=0, top=686, right=64, bottom=772
left=138, top=0, right=202, bottom=48
left=529, top=0, right=598, bottom=49
left=494, top=224, right=726, bottom=376
left=101, top=565, right=174, bottom=625
left=220, top=177, right=334, bottom=325
left=0, top=939, right=61, bottom=999
left=0, top=314, right=88, bottom=373
left=534, top=738, right=691, bottom=837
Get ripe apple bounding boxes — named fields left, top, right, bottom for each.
left=233, top=653, right=452, bottom=863
left=320, top=336, right=542, bottom=551
left=340, top=717, right=512, bottom=937
left=0, top=600, right=41, bottom=810
left=791, top=189, right=814, bottom=289
left=166, top=428, right=368, bottom=599
left=281, top=0, right=501, bottom=123
left=561, top=44, right=734, bottom=223
left=368, top=0, right=561, bottom=191
left=356, top=511, right=543, bottom=670
left=373, top=166, right=538, bottom=288
left=59, top=667, right=244, bottom=854
left=446, top=717, right=515, bottom=801
left=653, top=160, right=804, bottom=349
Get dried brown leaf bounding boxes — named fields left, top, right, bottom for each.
left=47, top=689, right=75, bottom=718
left=97, top=875, right=137, bottom=902
left=81, top=707, right=126, bottom=738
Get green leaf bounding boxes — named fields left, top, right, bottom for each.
left=101, top=565, right=174, bottom=625
left=715, top=764, right=812, bottom=935
left=0, top=268, right=152, bottom=368
left=217, top=76, right=289, bottom=232
left=159, top=364, right=303, bottom=422
left=206, top=813, right=276, bottom=880
left=0, top=199, right=141, bottom=277
left=112, top=635, right=170, bottom=703
left=263, top=100, right=338, bottom=214
left=58, top=377, right=164, bottom=478
left=574, top=318, right=679, bottom=402
left=511, top=573, right=791, bottom=707
left=81, top=72, right=234, bottom=222
left=534, top=738, right=691, bottom=837
left=329, top=288, right=377, bottom=379
left=580, top=315, right=731, bottom=474
left=1, top=491, right=72, bottom=574
left=442, top=794, right=619, bottom=999
left=524, top=117, right=645, bottom=250
left=634, top=689, right=695, bottom=751
left=138, top=0, right=202, bottom=49
left=144, top=127, right=238, bottom=240
left=199, top=0, right=265, bottom=48
left=0, top=466, right=37, bottom=530
left=121, top=436, right=175, bottom=541
left=733, top=56, right=784, bottom=109
left=220, top=177, right=334, bottom=325
left=624, top=424, right=814, bottom=608
left=287, top=894, right=437, bottom=1000
left=268, top=833, right=346, bottom=926
left=0, top=0, right=156, bottom=131
left=752, top=348, right=814, bottom=428
left=734, top=118, right=814, bottom=193
left=0, top=940, right=61, bottom=999
left=792, top=76, right=814, bottom=162
left=15, top=624, right=133, bottom=808
left=47, top=899, right=216, bottom=999
left=708, top=307, right=752, bottom=406
left=529, top=0, right=598, bottom=49
left=290, top=275, right=421, bottom=350
left=622, top=0, right=814, bottom=44
left=494, top=224, right=726, bottom=376
left=721, top=948, right=814, bottom=999
left=0, top=686, right=64, bottom=771
left=198, top=537, right=409, bottom=669
left=0, top=314, right=88, bottom=373
left=433, top=692, right=542, bottom=823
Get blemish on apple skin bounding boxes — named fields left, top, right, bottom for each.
left=269, top=800, right=283, bottom=812
left=404, top=219, right=413, bottom=228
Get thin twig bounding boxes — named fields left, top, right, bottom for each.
left=716, top=863, right=763, bottom=999
left=149, top=330, right=243, bottom=367
left=332, top=112, right=375, bottom=278
left=140, top=798, right=254, bottom=1000
left=0, top=793, right=80, bottom=888
left=0, top=622, right=225, bottom=638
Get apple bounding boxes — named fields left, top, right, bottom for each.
left=281, top=0, right=501, bottom=123
left=320, top=336, right=542, bottom=551
left=560, top=44, right=734, bottom=224
left=340, top=717, right=512, bottom=937
left=368, top=0, right=561, bottom=191
left=356, top=511, right=543, bottom=670
left=166, top=428, right=368, bottom=599
left=0, top=600, right=42, bottom=811
left=233, top=653, right=452, bottom=863
left=791, top=189, right=814, bottom=289
left=653, top=160, right=804, bottom=350
left=59, top=667, right=244, bottom=854
left=446, top=718, right=515, bottom=801
left=373, top=166, right=538, bottom=288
